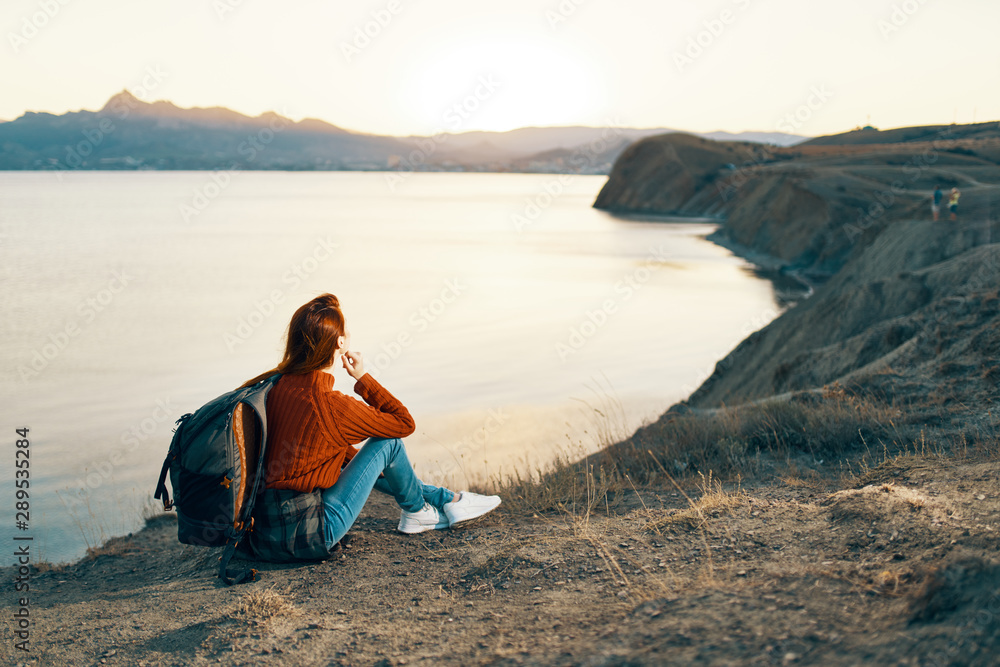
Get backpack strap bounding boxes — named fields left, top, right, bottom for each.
left=218, top=378, right=276, bottom=586
left=155, top=413, right=192, bottom=511
left=218, top=532, right=257, bottom=585
left=216, top=375, right=281, bottom=585
left=153, top=453, right=174, bottom=511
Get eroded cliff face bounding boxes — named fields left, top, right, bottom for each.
left=593, top=133, right=751, bottom=214
left=596, top=132, right=1000, bottom=277
left=687, top=220, right=1000, bottom=409
left=595, top=131, right=1000, bottom=408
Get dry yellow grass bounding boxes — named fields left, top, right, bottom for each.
left=489, top=391, right=908, bottom=519
left=230, top=585, right=298, bottom=625
left=646, top=473, right=748, bottom=533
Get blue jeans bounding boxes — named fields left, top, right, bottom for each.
left=320, top=438, right=454, bottom=548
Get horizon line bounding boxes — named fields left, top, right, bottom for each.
left=2, top=90, right=822, bottom=140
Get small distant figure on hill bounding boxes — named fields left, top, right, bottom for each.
left=948, top=187, right=961, bottom=221
left=931, top=185, right=943, bottom=222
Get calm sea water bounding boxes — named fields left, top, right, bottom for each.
left=0, top=171, right=784, bottom=563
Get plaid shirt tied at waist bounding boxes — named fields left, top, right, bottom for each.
left=244, top=488, right=333, bottom=562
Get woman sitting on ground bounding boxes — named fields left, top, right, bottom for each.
left=243, top=293, right=500, bottom=554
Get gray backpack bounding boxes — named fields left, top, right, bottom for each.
left=154, top=375, right=279, bottom=584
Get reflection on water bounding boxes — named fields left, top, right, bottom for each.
left=0, top=171, right=785, bottom=563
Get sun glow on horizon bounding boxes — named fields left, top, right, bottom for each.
left=398, top=38, right=604, bottom=134
left=0, top=0, right=998, bottom=138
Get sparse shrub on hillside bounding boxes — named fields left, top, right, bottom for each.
left=614, top=392, right=904, bottom=482
left=230, top=585, right=298, bottom=626
left=492, top=391, right=906, bottom=515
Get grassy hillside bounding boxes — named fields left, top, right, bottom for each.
left=5, top=122, right=998, bottom=666
left=593, top=126, right=1000, bottom=411
left=595, top=127, right=1000, bottom=279
left=802, top=121, right=1000, bottom=146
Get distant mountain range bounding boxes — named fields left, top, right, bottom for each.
left=0, top=92, right=808, bottom=173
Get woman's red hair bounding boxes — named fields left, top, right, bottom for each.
left=241, top=293, right=345, bottom=387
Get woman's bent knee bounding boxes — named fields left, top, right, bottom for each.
left=366, top=437, right=403, bottom=449
left=365, top=438, right=405, bottom=459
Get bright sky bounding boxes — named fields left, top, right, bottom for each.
left=2, top=0, right=998, bottom=136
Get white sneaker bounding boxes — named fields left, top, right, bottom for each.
left=443, top=492, right=502, bottom=527
left=397, top=502, right=449, bottom=534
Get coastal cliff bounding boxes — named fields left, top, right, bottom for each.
left=4, top=127, right=999, bottom=666
left=595, top=127, right=1000, bottom=409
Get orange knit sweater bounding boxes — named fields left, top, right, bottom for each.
left=262, top=371, right=415, bottom=492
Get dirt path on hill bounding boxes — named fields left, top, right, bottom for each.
left=2, top=455, right=998, bottom=666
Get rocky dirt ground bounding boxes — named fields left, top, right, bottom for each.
left=3, top=452, right=997, bottom=666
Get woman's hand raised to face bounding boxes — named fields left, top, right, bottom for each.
left=341, top=350, right=366, bottom=380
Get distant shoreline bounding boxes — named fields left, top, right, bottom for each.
left=602, top=209, right=817, bottom=303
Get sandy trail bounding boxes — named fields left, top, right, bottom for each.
left=3, top=455, right=997, bottom=666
